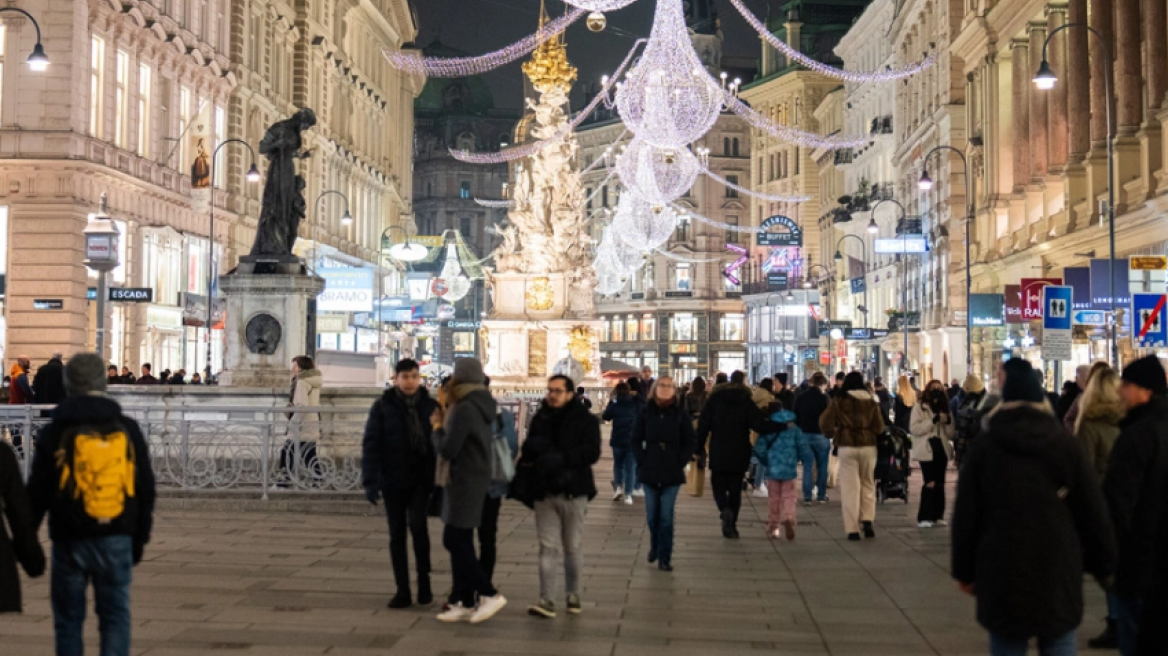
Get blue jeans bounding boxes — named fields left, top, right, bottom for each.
left=1114, top=594, right=1143, bottom=656
left=52, top=535, right=134, bottom=656
left=612, top=446, right=637, bottom=494
left=644, top=484, right=680, bottom=563
left=802, top=434, right=831, bottom=501
left=989, top=630, right=1076, bottom=656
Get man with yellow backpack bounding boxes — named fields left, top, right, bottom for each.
left=28, top=353, right=156, bottom=656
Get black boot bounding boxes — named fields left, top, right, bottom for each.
left=387, top=590, right=412, bottom=609
left=1087, top=618, right=1118, bottom=649
left=721, top=509, right=734, bottom=538
left=416, top=576, right=433, bottom=606
left=862, top=522, right=876, bottom=539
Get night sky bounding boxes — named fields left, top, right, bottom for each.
left=411, top=0, right=769, bottom=112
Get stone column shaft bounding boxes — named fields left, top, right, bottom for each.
left=1047, top=5, right=1070, bottom=170
left=1115, top=0, right=1142, bottom=133
left=1011, top=39, right=1032, bottom=189
left=1029, top=22, right=1050, bottom=179
left=1089, top=0, right=1116, bottom=147
left=1145, top=0, right=1168, bottom=111
left=1066, top=0, right=1091, bottom=159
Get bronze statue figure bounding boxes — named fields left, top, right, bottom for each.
left=249, top=108, right=317, bottom=257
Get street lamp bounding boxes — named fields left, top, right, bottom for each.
left=0, top=8, right=49, bottom=72
left=1033, top=22, right=1117, bottom=368
left=206, top=139, right=261, bottom=379
left=84, top=194, right=120, bottom=360
left=835, top=233, right=870, bottom=377
left=804, top=263, right=831, bottom=289
left=871, top=198, right=911, bottom=376
left=377, top=225, right=427, bottom=358
left=312, top=190, right=353, bottom=270
left=866, top=217, right=879, bottom=234
left=919, top=144, right=974, bottom=374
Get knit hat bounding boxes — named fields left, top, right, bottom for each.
left=1121, top=355, right=1168, bottom=394
left=962, top=373, right=985, bottom=394
left=1000, top=358, right=1045, bottom=403
left=452, top=357, right=486, bottom=385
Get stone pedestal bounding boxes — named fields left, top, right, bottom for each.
left=217, top=272, right=325, bottom=387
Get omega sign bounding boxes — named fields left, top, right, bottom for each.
left=756, top=215, right=803, bottom=247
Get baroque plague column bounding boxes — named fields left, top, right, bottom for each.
left=480, top=17, right=601, bottom=385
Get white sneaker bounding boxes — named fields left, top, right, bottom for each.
left=470, top=594, right=507, bottom=624
left=935, top=519, right=948, bottom=527
left=623, top=495, right=633, bottom=505
left=631, top=489, right=644, bottom=497
left=770, top=529, right=782, bottom=540
left=752, top=485, right=769, bottom=498
left=917, top=521, right=934, bottom=529
left=437, top=602, right=475, bottom=623
left=612, top=488, right=624, bottom=501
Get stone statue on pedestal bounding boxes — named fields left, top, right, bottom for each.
left=249, top=107, right=317, bottom=258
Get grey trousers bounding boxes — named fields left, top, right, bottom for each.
left=534, top=494, right=588, bottom=601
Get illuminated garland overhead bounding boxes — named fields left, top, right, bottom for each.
left=672, top=203, right=772, bottom=234
left=725, top=94, right=872, bottom=150
left=653, top=248, right=724, bottom=263
left=699, top=166, right=811, bottom=203
left=727, top=0, right=937, bottom=83
left=564, top=0, right=640, bottom=10
left=475, top=199, right=515, bottom=208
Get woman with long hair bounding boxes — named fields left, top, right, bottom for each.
left=910, top=380, right=955, bottom=528
left=632, top=376, right=698, bottom=571
left=819, top=372, right=885, bottom=541
left=893, top=375, right=917, bottom=434
left=686, top=376, right=709, bottom=421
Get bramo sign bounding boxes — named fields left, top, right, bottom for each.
left=318, top=267, right=374, bottom=313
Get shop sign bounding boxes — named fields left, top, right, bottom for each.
left=1021, top=278, right=1061, bottom=320
left=819, top=352, right=831, bottom=365
left=671, top=343, right=699, bottom=354
left=969, top=293, right=1005, bottom=326
left=381, top=234, right=444, bottom=250
left=850, top=278, right=866, bottom=295
left=871, top=329, right=890, bottom=339
left=1130, top=256, right=1168, bottom=271
left=818, top=320, right=852, bottom=333
left=774, top=305, right=808, bottom=317
left=318, top=267, right=374, bottom=313
left=1090, top=259, right=1133, bottom=310
left=756, top=215, right=803, bottom=247
left=109, top=288, right=153, bottom=302
left=1005, top=284, right=1023, bottom=323
left=87, top=287, right=97, bottom=300
left=836, top=339, right=848, bottom=358
left=317, top=315, right=348, bottom=334
left=802, top=348, right=817, bottom=361
left=146, top=305, right=183, bottom=329
left=1064, top=267, right=1092, bottom=310
left=34, top=299, right=63, bottom=310
left=847, top=328, right=872, bottom=340
left=874, top=236, right=927, bottom=254
left=664, top=291, right=693, bottom=298
left=446, top=321, right=481, bottom=329
left=767, top=272, right=789, bottom=290
left=437, top=304, right=457, bottom=320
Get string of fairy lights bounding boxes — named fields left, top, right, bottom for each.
left=384, top=0, right=934, bottom=295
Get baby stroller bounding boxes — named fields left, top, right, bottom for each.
left=875, top=426, right=911, bottom=504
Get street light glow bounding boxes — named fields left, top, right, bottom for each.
left=917, top=169, right=933, bottom=191
left=1032, top=59, right=1057, bottom=90
left=27, top=43, right=49, bottom=72
left=246, top=163, right=261, bottom=183
left=866, top=218, right=878, bottom=234
left=341, top=209, right=354, bottom=226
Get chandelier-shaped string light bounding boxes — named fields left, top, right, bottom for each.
left=726, top=0, right=938, bottom=83
left=384, top=9, right=585, bottom=77
left=596, top=222, right=646, bottom=273
left=611, top=194, right=677, bottom=251
left=563, top=0, right=640, bottom=10
left=614, top=0, right=723, bottom=149
left=438, top=243, right=472, bottom=302
left=614, top=137, right=701, bottom=205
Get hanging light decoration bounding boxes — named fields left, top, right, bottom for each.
left=595, top=225, right=644, bottom=274
left=615, top=0, right=722, bottom=149
left=610, top=194, right=677, bottom=252
left=586, top=11, right=607, bottom=32
left=614, top=137, right=700, bottom=205
left=438, top=243, right=472, bottom=302
left=563, top=0, right=639, bottom=10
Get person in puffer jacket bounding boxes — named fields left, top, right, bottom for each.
left=753, top=409, right=808, bottom=541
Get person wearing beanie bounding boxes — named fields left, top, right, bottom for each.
left=952, top=358, right=1116, bottom=653
left=1103, top=355, right=1168, bottom=654
left=431, top=357, right=508, bottom=624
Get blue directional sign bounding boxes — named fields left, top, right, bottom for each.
left=1132, top=293, right=1168, bottom=348
left=850, top=277, right=866, bottom=295
left=1042, top=285, right=1073, bottom=331
left=1073, top=310, right=1107, bottom=326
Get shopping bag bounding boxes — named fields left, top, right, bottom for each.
left=685, top=462, right=705, bottom=497
left=827, top=452, right=840, bottom=489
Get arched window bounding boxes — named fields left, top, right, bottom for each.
left=723, top=137, right=730, bottom=156
left=732, top=138, right=740, bottom=157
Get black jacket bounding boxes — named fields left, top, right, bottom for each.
left=1103, top=394, right=1168, bottom=596
left=27, top=395, right=156, bottom=556
left=0, top=443, right=44, bottom=613
left=136, top=375, right=158, bottom=385
left=696, top=383, right=780, bottom=474
left=602, top=394, right=642, bottom=449
left=793, top=387, right=829, bottom=435
left=774, top=388, right=794, bottom=413
left=361, top=387, right=439, bottom=492
left=632, top=399, right=697, bottom=487
left=892, top=397, right=913, bottom=433
left=1055, top=385, right=1081, bottom=423
left=32, top=358, right=66, bottom=406
left=874, top=387, right=893, bottom=424
left=521, top=398, right=601, bottom=500
left=952, top=403, right=1115, bottom=639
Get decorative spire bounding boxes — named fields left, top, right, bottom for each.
left=522, top=0, right=577, bottom=94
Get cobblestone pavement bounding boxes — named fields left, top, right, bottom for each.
left=1, top=451, right=1107, bottom=655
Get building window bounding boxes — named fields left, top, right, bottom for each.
left=642, top=351, right=658, bottom=374
left=599, top=320, right=610, bottom=342
left=625, top=315, right=638, bottom=342
left=178, top=87, right=191, bottom=170
left=460, top=217, right=472, bottom=238
left=725, top=215, right=739, bottom=243
left=90, top=37, right=105, bottom=137
left=723, top=137, right=730, bottom=156
left=641, top=314, right=657, bottom=341
left=717, top=352, right=747, bottom=375
left=114, top=50, right=129, bottom=148
left=675, top=264, right=691, bottom=290
left=725, top=175, right=739, bottom=198
left=602, top=185, right=609, bottom=207
left=586, top=188, right=593, bottom=210
left=675, top=214, right=690, bottom=242
left=671, top=313, right=697, bottom=342
left=724, top=274, right=740, bottom=293
left=137, top=64, right=152, bottom=157
left=733, top=138, right=740, bottom=157
left=459, top=181, right=471, bottom=199
left=611, top=316, right=624, bottom=342
left=720, top=313, right=745, bottom=341
left=794, top=148, right=800, bottom=175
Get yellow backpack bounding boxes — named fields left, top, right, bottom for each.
left=57, top=427, right=136, bottom=525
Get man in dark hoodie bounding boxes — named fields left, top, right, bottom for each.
left=522, top=374, right=601, bottom=619
left=773, top=373, right=795, bottom=411
left=794, top=372, right=831, bottom=504
left=432, top=357, right=506, bottom=624
left=1104, top=355, right=1168, bottom=655
left=696, top=370, right=781, bottom=538
left=28, top=353, right=156, bottom=656
left=601, top=381, right=641, bottom=504
left=362, top=358, right=440, bottom=610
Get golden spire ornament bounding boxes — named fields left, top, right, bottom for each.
left=522, top=0, right=578, bottom=95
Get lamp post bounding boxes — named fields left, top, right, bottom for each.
left=83, top=195, right=120, bottom=359
left=835, top=233, right=870, bottom=377
left=918, top=144, right=975, bottom=374
left=377, top=225, right=427, bottom=360
left=312, top=190, right=353, bottom=270
left=206, top=139, right=261, bottom=379
left=871, top=198, right=911, bottom=377
left=0, top=7, right=50, bottom=71
left=1032, top=23, right=1117, bottom=368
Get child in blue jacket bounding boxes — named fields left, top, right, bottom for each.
left=753, top=409, right=808, bottom=540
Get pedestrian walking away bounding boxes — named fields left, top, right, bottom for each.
left=27, top=353, right=157, bottom=656
left=480, top=375, right=518, bottom=588
left=952, top=357, right=1116, bottom=656
left=892, top=375, right=916, bottom=434
left=793, top=372, right=832, bottom=504
left=0, top=439, right=45, bottom=614
left=602, top=382, right=641, bottom=505
left=910, top=380, right=955, bottom=528
left=361, top=358, right=440, bottom=610
left=431, top=358, right=507, bottom=624
left=519, top=375, right=601, bottom=619
left=819, top=372, right=884, bottom=541
left=632, top=376, right=697, bottom=572
left=952, top=374, right=987, bottom=469
left=753, top=408, right=808, bottom=541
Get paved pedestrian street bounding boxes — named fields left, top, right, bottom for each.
left=1, top=454, right=1107, bottom=656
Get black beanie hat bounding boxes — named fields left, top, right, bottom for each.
left=1121, top=355, right=1168, bottom=394
left=1001, top=358, right=1045, bottom=403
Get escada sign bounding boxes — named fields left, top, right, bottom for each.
left=109, top=288, right=153, bottom=302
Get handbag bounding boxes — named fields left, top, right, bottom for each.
left=435, top=455, right=450, bottom=487
left=507, top=461, right=539, bottom=509
left=685, top=461, right=705, bottom=497
left=827, top=450, right=840, bottom=488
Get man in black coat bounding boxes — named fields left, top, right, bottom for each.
left=32, top=352, right=66, bottom=406
left=362, top=358, right=440, bottom=610
left=793, top=372, right=831, bottom=503
left=773, top=373, right=795, bottom=411
left=135, top=364, right=158, bottom=386
left=1105, top=355, right=1168, bottom=655
left=696, top=370, right=780, bottom=538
